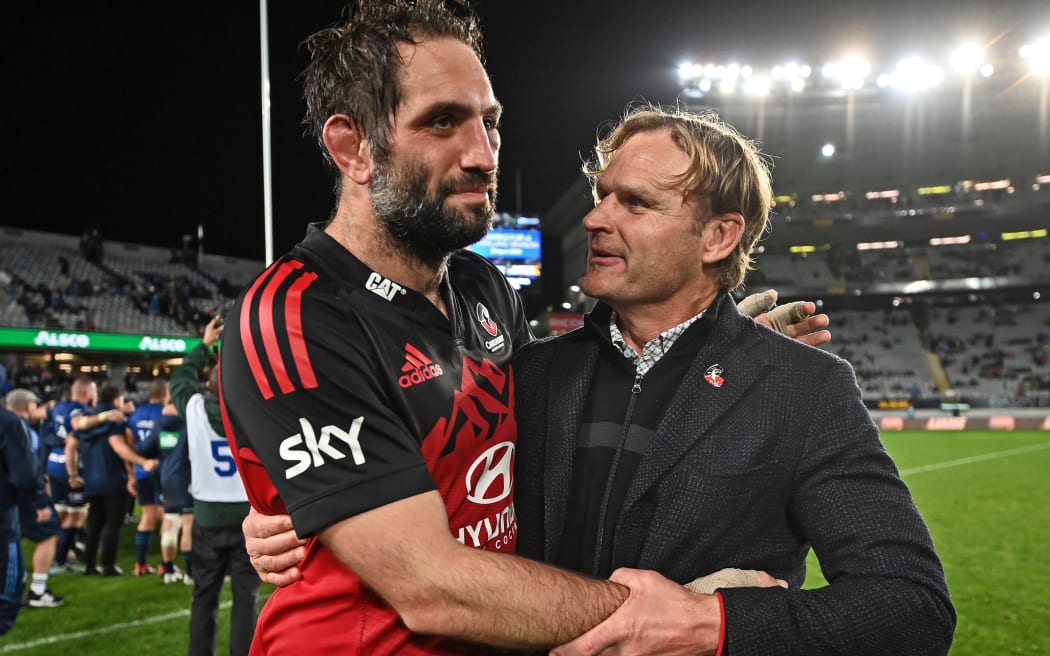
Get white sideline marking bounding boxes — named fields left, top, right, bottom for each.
left=900, top=442, right=1050, bottom=476
left=0, top=601, right=231, bottom=653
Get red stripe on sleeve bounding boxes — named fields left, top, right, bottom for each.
left=239, top=261, right=282, bottom=400
left=285, top=271, right=319, bottom=390
left=259, top=261, right=304, bottom=395
left=715, top=590, right=727, bottom=656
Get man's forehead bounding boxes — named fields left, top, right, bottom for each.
left=604, top=131, right=687, bottom=183
left=396, top=37, right=496, bottom=111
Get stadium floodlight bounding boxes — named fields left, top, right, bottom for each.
left=838, top=55, right=870, bottom=90
left=950, top=43, right=986, bottom=75
left=719, top=78, right=736, bottom=94
left=698, top=78, right=712, bottom=92
left=790, top=78, right=806, bottom=93
left=979, top=63, right=994, bottom=77
left=1019, top=37, right=1050, bottom=76
left=821, top=143, right=836, bottom=158
left=743, top=75, right=772, bottom=97
left=888, top=56, right=945, bottom=93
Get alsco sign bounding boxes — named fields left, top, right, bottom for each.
left=0, top=327, right=202, bottom=354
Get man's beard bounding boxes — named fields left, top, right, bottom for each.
left=370, top=158, right=497, bottom=263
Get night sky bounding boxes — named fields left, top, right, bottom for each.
left=3, top=1, right=1046, bottom=260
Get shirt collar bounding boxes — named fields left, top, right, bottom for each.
left=608, top=308, right=706, bottom=378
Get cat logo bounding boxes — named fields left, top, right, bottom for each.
left=365, top=272, right=405, bottom=301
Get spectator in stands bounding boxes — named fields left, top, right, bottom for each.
left=5, top=389, right=64, bottom=608
left=67, top=383, right=158, bottom=576
left=171, top=316, right=258, bottom=655
left=125, top=379, right=170, bottom=576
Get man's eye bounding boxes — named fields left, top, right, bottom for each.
left=483, top=116, right=500, bottom=130
left=432, top=116, right=453, bottom=129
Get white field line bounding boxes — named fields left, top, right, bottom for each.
left=899, top=442, right=1050, bottom=476
left=0, top=601, right=231, bottom=653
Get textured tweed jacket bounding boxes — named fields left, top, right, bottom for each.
left=513, top=294, right=955, bottom=655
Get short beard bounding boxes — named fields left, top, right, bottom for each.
left=370, top=158, right=497, bottom=265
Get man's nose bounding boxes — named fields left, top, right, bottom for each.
left=460, top=119, right=498, bottom=172
left=582, top=197, right=612, bottom=233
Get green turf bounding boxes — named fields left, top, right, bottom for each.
left=3, top=429, right=1048, bottom=655
left=802, top=430, right=1050, bottom=655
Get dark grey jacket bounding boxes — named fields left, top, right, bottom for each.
left=513, top=294, right=955, bottom=655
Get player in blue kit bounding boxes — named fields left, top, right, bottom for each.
left=135, top=404, right=194, bottom=583
left=49, top=377, right=114, bottom=571
left=68, top=384, right=157, bottom=576
left=125, top=379, right=169, bottom=576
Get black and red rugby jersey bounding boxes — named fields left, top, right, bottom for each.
left=219, top=223, right=532, bottom=655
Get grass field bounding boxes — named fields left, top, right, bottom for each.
left=2, top=429, right=1048, bottom=655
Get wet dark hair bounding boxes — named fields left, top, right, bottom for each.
left=301, top=0, right=483, bottom=182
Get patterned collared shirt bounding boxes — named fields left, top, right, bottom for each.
left=609, top=309, right=705, bottom=378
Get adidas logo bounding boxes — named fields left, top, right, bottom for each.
left=399, top=343, right=444, bottom=389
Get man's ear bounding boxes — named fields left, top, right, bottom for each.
left=322, top=114, right=373, bottom=185
left=699, top=211, right=745, bottom=264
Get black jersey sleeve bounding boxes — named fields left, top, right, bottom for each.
left=219, top=260, right=436, bottom=537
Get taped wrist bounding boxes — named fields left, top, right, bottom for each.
left=685, top=568, right=761, bottom=594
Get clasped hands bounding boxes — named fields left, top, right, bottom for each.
left=242, top=508, right=788, bottom=655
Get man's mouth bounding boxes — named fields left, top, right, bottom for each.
left=589, top=244, right=622, bottom=263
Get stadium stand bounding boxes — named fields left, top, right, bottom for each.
left=0, top=227, right=261, bottom=337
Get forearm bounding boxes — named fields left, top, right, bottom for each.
left=318, top=491, right=628, bottom=649
left=64, top=439, right=79, bottom=476
left=408, top=546, right=627, bottom=648
left=721, top=580, right=954, bottom=655
left=72, top=411, right=113, bottom=432
left=108, top=435, right=151, bottom=468
left=170, top=343, right=210, bottom=415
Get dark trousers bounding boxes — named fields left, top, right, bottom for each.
left=188, top=521, right=260, bottom=656
left=84, top=492, right=130, bottom=572
left=0, top=534, right=25, bottom=636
